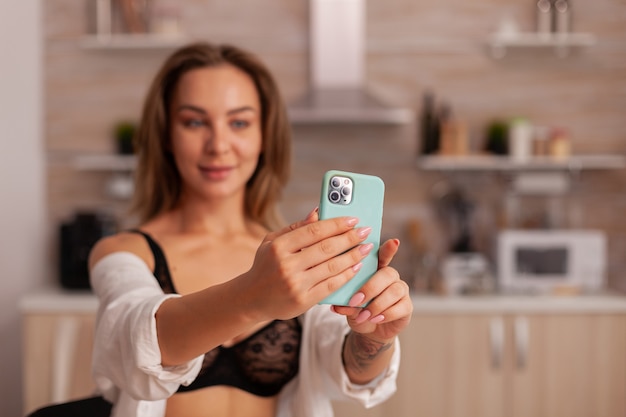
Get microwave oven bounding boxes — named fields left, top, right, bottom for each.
left=497, top=230, right=606, bottom=294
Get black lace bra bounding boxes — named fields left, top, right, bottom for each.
left=129, top=229, right=302, bottom=397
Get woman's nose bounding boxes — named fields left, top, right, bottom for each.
left=204, top=125, right=230, bottom=154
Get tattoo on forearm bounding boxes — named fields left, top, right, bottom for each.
left=343, top=332, right=393, bottom=375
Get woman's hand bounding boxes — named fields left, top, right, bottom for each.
left=333, top=238, right=413, bottom=342
left=239, top=208, right=375, bottom=321
left=332, top=238, right=413, bottom=384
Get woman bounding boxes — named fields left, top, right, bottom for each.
left=40, top=42, right=412, bottom=417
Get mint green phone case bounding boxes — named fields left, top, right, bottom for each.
left=318, top=170, right=385, bottom=306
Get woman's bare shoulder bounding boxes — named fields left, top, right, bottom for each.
left=88, top=231, right=152, bottom=270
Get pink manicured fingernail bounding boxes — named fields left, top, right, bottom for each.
left=352, top=262, right=363, bottom=272
left=359, top=243, right=374, bottom=255
left=346, top=217, right=359, bottom=226
left=370, top=314, right=385, bottom=324
left=355, top=310, right=371, bottom=324
left=306, top=207, right=319, bottom=220
left=330, top=305, right=337, bottom=313
left=357, top=226, right=372, bottom=238
left=348, top=292, right=365, bottom=307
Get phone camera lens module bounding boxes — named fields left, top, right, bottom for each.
left=329, top=190, right=341, bottom=203
left=328, top=175, right=352, bottom=204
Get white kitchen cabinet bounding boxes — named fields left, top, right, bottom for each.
left=379, top=314, right=505, bottom=417
left=21, top=290, right=626, bottom=417
left=378, top=312, right=626, bottom=417
left=508, top=314, right=626, bottom=417
left=335, top=295, right=626, bottom=417
left=22, top=313, right=97, bottom=414
left=20, top=290, right=99, bottom=415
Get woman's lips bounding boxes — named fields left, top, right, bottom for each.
left=199, top=165, right=233, bottom=180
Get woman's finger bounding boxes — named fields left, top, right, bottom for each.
left=276, top=216, right=363, bottom=256
left=359, top=277, right=409, bottom=322
left=294, top=225, right=372, bottom=272
left=264, top=207, right=319, bottom=242
left=304, top=241, right=373, bottom=285
left=378, top=238, right=400, bottom=269
left=333, top=263, right=400, bottom=314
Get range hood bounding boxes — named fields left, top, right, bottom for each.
left=288, top=0, right=413, bottom=124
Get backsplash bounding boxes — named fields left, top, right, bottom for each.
left=44, top=0, right=626, bottom=291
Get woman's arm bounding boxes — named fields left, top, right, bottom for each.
left=90, top=210, right=373, bottom=367
left=342, top=332, right=395, bottom=385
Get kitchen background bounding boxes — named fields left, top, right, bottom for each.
left=46, top=0, right=626, bottom=289
left=2, top=0, right=626, bottom=415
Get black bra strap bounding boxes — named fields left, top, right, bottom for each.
left=127, top=229, right=176, bottom=294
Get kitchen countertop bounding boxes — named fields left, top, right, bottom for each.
left=19, top=286, right=98, bottom=313
left=411, top=293, right=626, bottom=314
left=19, top=286, right=626, bottom=315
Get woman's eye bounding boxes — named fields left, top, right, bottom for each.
left=183, top=119, right=205, bottom=128
left=230, top=119, right=250, bottom=129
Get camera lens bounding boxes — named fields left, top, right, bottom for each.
left=329, top=190, right=341, bottom=203
left=330, top=177, right=342, bottom=188
left=341, top=186, right=351, bottom=196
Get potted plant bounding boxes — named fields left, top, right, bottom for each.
left=484, top=120, right=508, bottom=155
left=114, top=121, right=136, bottom=155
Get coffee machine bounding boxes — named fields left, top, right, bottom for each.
left=59, top=211, right=116, bottom=289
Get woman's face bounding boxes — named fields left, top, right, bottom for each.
left=169, top=64, right=262, bottom=203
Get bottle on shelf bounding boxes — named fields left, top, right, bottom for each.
left=532, top=126, right=550, bottom=156
left=438, top=104, right=468, bottom=156
left=509, top=117, right=533, bottom=162
left=549, top=127, right=571, bottom=159
left=150, top=4, right=182, bottom=35
left=419, top=91, right=440, bottom=155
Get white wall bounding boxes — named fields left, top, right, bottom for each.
left=0, top=1, right=46, bottom=416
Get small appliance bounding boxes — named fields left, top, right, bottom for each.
left=59, top=211, right=116, bottom=289
left=497, top=229, right=606, bottom=294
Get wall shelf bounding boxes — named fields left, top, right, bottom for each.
left=417, top=154, right=625, bottom=194
left=80, top=33, right=189, bottom=50
left=417, top=154, right=625, bottom=172
left=72, top=154, right=137, bottom=199
left=73, top=154, right=136, bottom=171
left=487, top=32, right=596, bottom=59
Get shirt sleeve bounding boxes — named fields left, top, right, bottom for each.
left=90, top=252, right=204, bottom=402
left=304, top=305, right=399, bottom=408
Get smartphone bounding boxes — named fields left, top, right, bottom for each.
left=318, top=170, right=385, bottom=306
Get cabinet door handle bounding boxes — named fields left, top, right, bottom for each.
left=514, top=316, right=529, bottom=370
left=489, top=316, right=505, bottom=370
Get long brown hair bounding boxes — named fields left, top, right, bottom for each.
left=131, top=42, right=292, bottom=230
